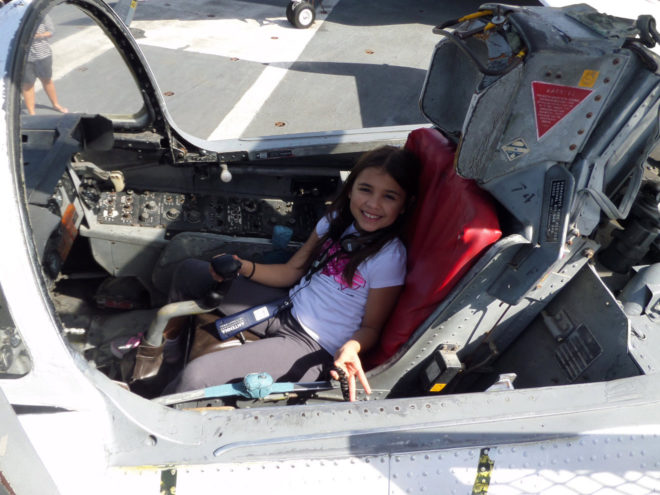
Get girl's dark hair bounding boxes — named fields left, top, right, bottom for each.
left=310, top=145, right=421, bottom=286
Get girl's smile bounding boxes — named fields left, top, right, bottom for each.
left=349, top=167, right=407, bottom=232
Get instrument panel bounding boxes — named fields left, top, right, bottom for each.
left=96, top=190, right=326, bottom=241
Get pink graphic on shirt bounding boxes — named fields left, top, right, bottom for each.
left=321, top=240, right=365, bottom=290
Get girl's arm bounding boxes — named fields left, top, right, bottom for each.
left=210, top=230, right=320, bottom=288
left=332, top=285, right=403, bottom=401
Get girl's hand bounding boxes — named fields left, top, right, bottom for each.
left=331, top=340, right=371, bottom=401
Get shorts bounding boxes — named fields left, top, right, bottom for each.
left=23, top=56, right=53, bottom=86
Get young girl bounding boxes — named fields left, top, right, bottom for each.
left=164, top=145, right=421, bottom=401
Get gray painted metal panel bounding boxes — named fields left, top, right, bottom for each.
left=0, top=390, right=60, bottom=495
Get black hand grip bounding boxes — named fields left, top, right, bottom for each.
left=332, top=366, right=350, bottom=401
left=211, top=254, right=242, bottom=280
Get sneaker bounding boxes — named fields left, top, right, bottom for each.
left=110, top=332, right=144, bottom=359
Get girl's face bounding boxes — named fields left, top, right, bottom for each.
left=349, top=166, right=407, bottom=233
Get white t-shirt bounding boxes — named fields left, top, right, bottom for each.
left=289, top=216, right=407, bottom=355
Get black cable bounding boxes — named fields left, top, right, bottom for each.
left=624, top=39, right=659, bottom=72
left=332, top=366, right=350, bottom=401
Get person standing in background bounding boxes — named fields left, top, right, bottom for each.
left=22, top=15, right=68, bottom=115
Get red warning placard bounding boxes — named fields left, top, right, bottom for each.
left=532, top=81, right=592, bottom=139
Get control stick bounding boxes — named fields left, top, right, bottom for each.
left=144, top=254, right=243, bottom=346
left=204, top=254, right=242, bottom=308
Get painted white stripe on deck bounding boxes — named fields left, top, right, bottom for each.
left=207, top=63, right=292, bottom=140
left=206, top=4, right=339, bottom=140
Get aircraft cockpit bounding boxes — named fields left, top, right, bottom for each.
left=4, top=0, right=660, bottom=412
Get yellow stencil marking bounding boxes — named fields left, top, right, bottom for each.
left=471, top=447, right=495, bottom=494
left=579, top=70, right=599, bottom=88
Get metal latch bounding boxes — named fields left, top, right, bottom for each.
left=420, top=345, right=463, bottom=393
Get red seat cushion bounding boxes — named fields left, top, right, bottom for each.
left=364, top=128, right=502, bottom=369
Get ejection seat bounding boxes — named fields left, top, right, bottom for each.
left=356, top=126, right=527, bottom=400
left=358, top=4, right=660, bottom=399
left=363, top=126, right=597, bottom=400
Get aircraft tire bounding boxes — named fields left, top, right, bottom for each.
left=292, top=2, right=315, bottom=29
left=286, top=1, right=296, bottom=24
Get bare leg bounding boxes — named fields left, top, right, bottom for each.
left=40, top=78, right=67, bottom=113
left=21, top=84, right=36, bottom=115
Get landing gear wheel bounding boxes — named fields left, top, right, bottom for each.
left=291, top=1, right=315, bottom=29
left=286, top=1, right=296, bottom=24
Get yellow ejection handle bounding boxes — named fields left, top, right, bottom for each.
left=458, top=10, right=493, bottom=22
